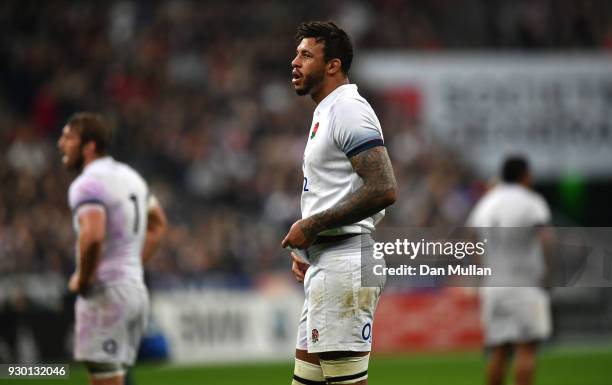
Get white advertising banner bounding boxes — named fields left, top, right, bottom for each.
left=355, top=53, right=612, bottom=179
left=152, top=290, right=303, bottom=363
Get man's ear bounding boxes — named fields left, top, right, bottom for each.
left=82, top=141, right=97, bottom=157
left=327, top=58, right=342, bottom=75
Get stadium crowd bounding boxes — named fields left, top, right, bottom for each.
left=1, top=0, right=610, bottom=289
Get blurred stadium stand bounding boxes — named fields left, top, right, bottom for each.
left=1, top=0, right=612, bottom=363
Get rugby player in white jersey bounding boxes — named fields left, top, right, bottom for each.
left=468, top=156, right=553, bottom=385
left=58, top=113, right=167, bottom=385
left=282, top=21, right=397, bottom=385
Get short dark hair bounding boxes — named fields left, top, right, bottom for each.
left=502, top=156, right=529, bottom=183
left=67, top=112, right=111, bottom=155
left=295, top=21, right=353, bottom=75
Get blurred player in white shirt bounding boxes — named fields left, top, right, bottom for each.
left=468, top=156, right=553, bottom=385
left=58, top=113, right=167, bottom=385
left=282, top=21, right=397, bottom=385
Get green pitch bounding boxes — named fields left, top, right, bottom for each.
left=4, top=347, right=610, bottom=385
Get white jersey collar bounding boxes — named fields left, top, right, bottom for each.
left=497, top=182, right=530, bottom=193
left=316, top=83, right=357, bottom=111
left=83, top=156, right=113, bottom=172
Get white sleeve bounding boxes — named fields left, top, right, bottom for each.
left=329, top=99, right=384, bottom=158
left=466, top=203, right=485, bottom=227
left=69, top=177, right=107, bottom=214
left=532, top=195, right=551, bottom=225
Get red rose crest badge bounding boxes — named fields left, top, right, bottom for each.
left=311, top=328, right=319, bottom=343
left=310, top=122, right=319, bottom=139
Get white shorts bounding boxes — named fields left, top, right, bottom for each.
left=296, top=235, right=384, bottom=353
left=480, top=287, right=552, bottom=346
left=75, top=283, right=149, bottom=365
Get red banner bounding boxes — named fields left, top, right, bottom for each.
left=373, top=288, right=483, bottom=352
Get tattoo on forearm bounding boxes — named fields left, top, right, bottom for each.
left=309, top=146, right=397, bottom=234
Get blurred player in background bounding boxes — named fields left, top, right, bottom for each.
left=58, top=113, right=167, bottom=385
left=468, top=156, right=553, bottom=385
left=282, top=21, right=397, bottom=385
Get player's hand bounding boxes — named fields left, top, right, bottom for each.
left=291, top=252, right=310, bottom=283
left=281, top=218, right=319, bottom=250
left=68, top=272, right=80, bottom=293
left=68, top=272, right=89, bottom=295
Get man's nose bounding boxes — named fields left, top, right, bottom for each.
left=291, top=55, right=300, bottom=68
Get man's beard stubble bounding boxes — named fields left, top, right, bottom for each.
left=296, top=69, right=325, bottom=96
left=66, top=150, right=85, bottom=172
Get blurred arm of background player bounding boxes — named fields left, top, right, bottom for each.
left=142, top=195, right=167, bottom=264
left=69, top=206, right=106, bottom=295
left=283, top=146, right=397, bottom=251
left=68, top=196, right=167, bottom=294
left=538, top=226, right=555, bottom=289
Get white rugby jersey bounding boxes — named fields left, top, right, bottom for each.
left=69, top=156, right=149, bottom=286
left=467, top=183, right=551, bottom=285
left=301, top=84, right=385, bottom=235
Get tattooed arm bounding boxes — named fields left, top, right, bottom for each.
left=282, top=146, right=397, bottom=249
left=308, top=146, right=397, bottom=233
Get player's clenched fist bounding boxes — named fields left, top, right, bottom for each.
left=281, top=217, right=319, bottom=250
